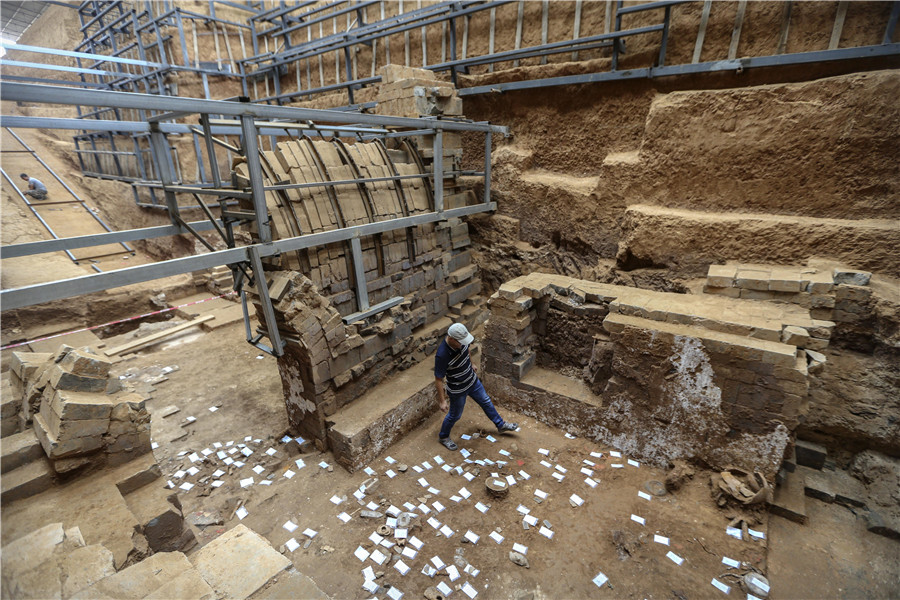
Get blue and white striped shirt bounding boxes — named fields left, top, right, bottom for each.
left=434, top=338, right=477, bottom=394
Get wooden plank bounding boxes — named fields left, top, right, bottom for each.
left=104, top=315, right=215, bottom=356
left=420, top=0, right=427, bottom=67
left=829, top=1, right=848, bottom=50
left=191, top=19, right=199, bottom=68
left=541, top=0, right=549, bottom=65
left=222, top=25, right=236, bottom=74
left=693, top=0, right=712, bottom=64
left=488, top=7, right=496, bottom=73
left=382, top=1, right=391, bottom=65
left=604, top=0, right=613, bottom=34
left=318, top=22, right=325, bottom=86
left=211, top=22, right=223, bottom=71
left=513, top=0, right=524, bottom=67
left=777, top=1, right=792, bottom=55
left=728, top=0, right=748, bottom=60
left=402, top=0, right=410, bottom=67
left=572, top=0, right=583, bottom=61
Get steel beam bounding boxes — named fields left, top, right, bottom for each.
left=1, top=83, right=507, bottom=134
left=0, top=220, right=222, bottom=259
left=0, top=203, right=495, bottom=311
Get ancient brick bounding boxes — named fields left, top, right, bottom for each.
left=706, top=264, right=736, bottom=288
left=832, top=269, right=871, bottom=286
left=806, top=271, right=834, bottom=294
left=735, top=269, right=770, bottom=291
left=58, top=349, right=112, bottom=379
left=781, top=326, right=810, bottom=347
left=9, top=352, right=52, bottom=381
left=704, top=285, right=742, bottom=298
left=48, top=390, right=114, bottom=422
left=33, top=414, right=104, bottom=459
left=834, top=284, right=872, bottom=302
left=48, top=365, right=107, bottom=394
left=810, top=294, right=836, bottom=309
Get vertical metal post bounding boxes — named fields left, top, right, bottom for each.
left=483, top=131, right=492, bottom=205
left=433, top=126, right=443, bottom=213
left=449, top=15, right=457, bottom=86
left=201, top=113, right=222, bottom=188
left=192, top=132, right=207, bottom=183
left=175, top=9, right=190, bottom=66
left=612, top=0, right=623, bottom=70
left=247, top=242, right=285, bottom=356
left=149, top=127, right=181, bottom=224
left=240, top=114, right=272, bottom=243
left=884, top=0, right=900, bottom=44
left=350, top=236, right=370, bottom=312
left=657, top=5, right=671, bottom=67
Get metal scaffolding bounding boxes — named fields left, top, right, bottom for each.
left=0, top=82, right=508, bottom=355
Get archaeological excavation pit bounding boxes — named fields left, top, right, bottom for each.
left=1, top=2, right=899, bottom=599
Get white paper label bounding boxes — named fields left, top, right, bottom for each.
left=446, top=565, right=460, bottom=582
left=475, top=502, right=489, bottom=513
left=436, top=582, right=453, bottom=596
left=394, top=560, right=410, bottom=575
left=285, top=538, right=300, bottom=552
left=630, top=514, right=645, bottom=525
left=440, top=525, right=454, bottom=538
left=570, top=494, right=584, bottom=506
left=512, top=543, right=528, bottom=555
left=354, top=546, right=369, bottom=562
left=722, top=556, right=740, bottom=568
left=711, top=579, right=731, bottom=594
left=235, top=506, right=248, bottom=520
left=462, top=582, right=478, bottom=598
left=538, top=448, right=550, bottom=455
left=585, top=478, right=598, bottom=488
left=653, top=534, right=669, bottom=545
left=539, top=526, right=554, bottom=539
left=387, top=586, right=404, bottom=600
left=283, top=520, right=298, bottom=532
left=337, top=512, right=351, bottom=523
left=490, top=531, right=504, bottom=544
left=667, top=551, right=684, bottom=565
left=465, top=530, right=480, bottom=544
left=592, top=572, right=608, bottom=588
left=402, top=546, right=417, bottom=560
left=535, top=489, right=548, bottom=499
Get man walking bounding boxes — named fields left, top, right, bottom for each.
left=19, top=173, right=48, bottom=200
left=434, top=323, right=518, bottom=451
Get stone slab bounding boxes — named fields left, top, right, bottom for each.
left=191, top=524, right=290, bottom=599
left=769, top=468, right=808, bottom=524
left=0, top=522, right=65, bottom=577
left=74, top=551, right=193, bottom=600
left=143, top=568, right=216, bottom=600
left=60, top=544, right=117, bottom=598
left=0, top=455, right=54, bottom=502
left=1, top=429, right=44, bottom=474
left=49, top=389, right=115, bottom=421
left=250, top=568, right=330, bottom=600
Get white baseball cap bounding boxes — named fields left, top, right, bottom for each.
left=448, top=323, right=474, bottom=346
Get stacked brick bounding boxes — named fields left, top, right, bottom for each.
left=703, top=264, right=876, bottom=349
left=374, top=65, right=465, bottom=196
left=255, top=264, right=484, bottom=445
left=9, top=347, right=151, bottom=474
left=480, top=273, right=819, bottom=480
left=235, top=135, right=458, bottom=315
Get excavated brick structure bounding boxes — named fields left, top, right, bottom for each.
left=480, top=273, right=828, bottom=481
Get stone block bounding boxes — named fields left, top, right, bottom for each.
left=60, top=544, right=116, bottom=598
left=512, top=353, right=536, bottom=381
left=781, top=325, right=810, bottom=347
left=740, top=289, right=776, bottom=300
left=48, top=365, right=107, bottom=393
left=833, top=269, right=871, bottom=286
left=795, top=439, right=827, bottom=470
left=810, top=294, right=836, bottom=309
left=808, top=319, right=835, bottom=339
left=834, top=284, right=872, bottom=302
left=58, top=348, right=112, bottom=379
left=0, top=457, right=54, bottom=502
left=33, top=413, right=103, bottom=459
left=768, top=270, right=803, bottom=293
left=110, top=394, right=147, bottom=421
left=805, top=271, right=834, bottom=293
left=706, top=264, right=736, bottom=288
left=735, top=269, right=770, bottom=291
left=143, top=569, right=214, bottom=600
left=0, top=522, right=65, bottom=578
left=9, top=351, right=52, bottom=381
left=116, top=462, right=162, bottom=496
left=75, top=550, right=193, bottom=599
left=1, top=429, right=44, bottom=473
left=191, top=524, right=291, bottom=599
left=769, top=468, right=807, bottom=524
left=41, top=399, right=109, bottom=441
left=48, top=389, right=114, bottom=421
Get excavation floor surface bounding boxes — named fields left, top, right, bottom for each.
left=5, top=320, right=898, bottom=599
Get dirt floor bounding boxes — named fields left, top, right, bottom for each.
left=7, top=315, right=884, bottom=600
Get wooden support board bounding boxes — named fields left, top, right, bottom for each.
left=105, top=315, right=214, bottom=356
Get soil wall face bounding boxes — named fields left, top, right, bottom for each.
left=465, top=70, right=900, bottom=278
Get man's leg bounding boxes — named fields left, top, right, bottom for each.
left=438, top=391, right=466, bottom=447
left=468, top=379, right=514, bottom=430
